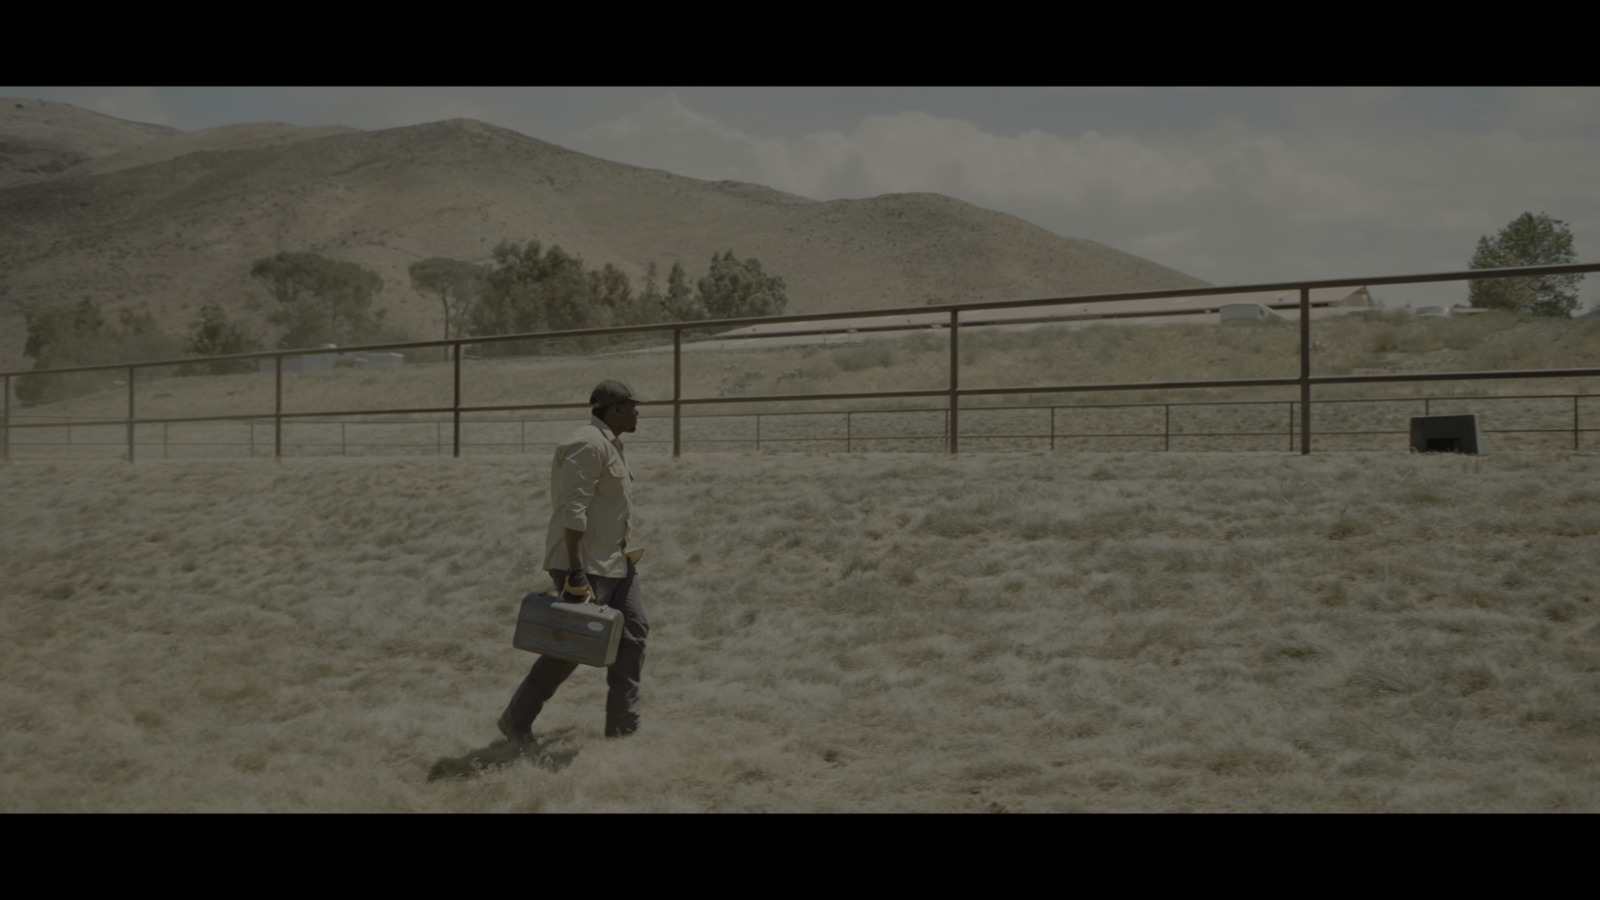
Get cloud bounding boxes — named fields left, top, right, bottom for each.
left=1486, top=87, right=1600, bottom=140
left=567, top=94, right=1398, bottom=233
left=569, top=93, right=793, bottom=183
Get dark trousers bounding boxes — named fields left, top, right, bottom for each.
left=503, top=560, right=648, bottom=736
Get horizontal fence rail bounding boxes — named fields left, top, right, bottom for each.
left=4, top=262, right=1600, bottom=462
left=5, top=394, right=1594, bottom=459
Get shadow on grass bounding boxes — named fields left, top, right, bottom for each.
left=427, top=726, right=580, bottom=782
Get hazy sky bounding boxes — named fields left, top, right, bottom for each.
left=8, top=86, right=1600, bottom=311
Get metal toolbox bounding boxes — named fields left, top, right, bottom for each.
left=513, top=591, right=622, bottom=667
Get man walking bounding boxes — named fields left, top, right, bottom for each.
left=499, top=379, right=648, bottom=742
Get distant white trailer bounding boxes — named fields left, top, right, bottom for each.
left=1414, top=306, right=1452, bottom=318
left=1219, top=304, right=1284, bottom=323
left=256, top=345, right=404, bottom=373
left=330, top=351, right=405, bottom=369
left=259, top=346, right=340, bottom=373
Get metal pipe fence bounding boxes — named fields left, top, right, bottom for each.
left=3, top=262, right=1600, bottom=462
left=4, top=393, right=1594, bottom=458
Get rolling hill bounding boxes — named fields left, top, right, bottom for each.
left=0, top=99, right=1209, bottom=375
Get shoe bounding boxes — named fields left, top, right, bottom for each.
left=498, top=712, right=534, bottom=745
left=604, top=725, right=637, bottom=739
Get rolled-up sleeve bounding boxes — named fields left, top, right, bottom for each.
left=555, top=440, right=602, bottom=532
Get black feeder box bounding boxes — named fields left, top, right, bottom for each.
left=1410, top=414, right=1486, bottom=454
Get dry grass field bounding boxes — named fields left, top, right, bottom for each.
left=3, top=448, right=1599, bottom=812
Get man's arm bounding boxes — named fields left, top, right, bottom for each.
left=565, top=528, right=583, bottom=571
left=560, top=527, right=596, bottom=602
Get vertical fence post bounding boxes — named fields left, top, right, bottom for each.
left=164, top=422, right=169, bottom=460
left=846, top=411, right=853, bottom=453
left=1299, top=287, right=1311, bottom=455
left=274, top=355, right=284, bottom=459
left=755, top=414, right=761, bottom=452
left=1050, top=406, right=1056, bottom=451
left=452, top=341, right=463, bottom=458
left=948, top=309, right=959, bottom=454
left=1287, top=402, right=1294, bottom=452
left=341, top=422, right=348, bottom=457
left=2, top=373, right=9, bottom=464
left=1576, top=395, right=1582, bottom=451
left=673, top=328, right=682, bottom=459
left=126, top=366, right=136, bottom=463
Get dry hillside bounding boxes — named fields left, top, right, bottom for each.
left=0, top=98, right=179, bottom=190
left=0, top=100, right=1209, bottom=375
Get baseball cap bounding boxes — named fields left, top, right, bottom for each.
left=589, top=379, right=642, bottom=408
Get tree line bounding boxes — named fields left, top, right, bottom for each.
left=416, top=242, right=787, bottom=356
left=12, top=243, right=788, bottom=406
left=245, top=242, right=787, bottom=358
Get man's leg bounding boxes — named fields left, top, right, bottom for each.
left=501, top=654, right=579, bottom=741
left=605, top=641, right=645, bottom=736
left=592, top=561, right=648, bottom=737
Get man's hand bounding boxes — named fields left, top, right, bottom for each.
left=563, top=568, right=597, bottom=604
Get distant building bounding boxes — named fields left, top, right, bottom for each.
left=1220, top=304, right=1284, bottom=323
left=1414, top=304, right=1490, bottom=318
left=257, top=345, right=405, bottom=374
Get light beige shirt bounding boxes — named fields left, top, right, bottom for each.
left=542, top=416, right=636, bottom=578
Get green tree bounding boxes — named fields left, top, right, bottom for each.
left=589, top=262, right=635, bottom=327
left=621, top=261, right=665, bottom=328
left=469, top=242, right=538, bottom=338
left=408, top=257, right=488, bottom=360
left=1468, top=212, right=1585, bottom=317
left=184, top=302, right=262, bottom=375
left=17, top=300, right=181, bottom=406
left=23, top=299, right=111, bottom=367
left=540, top=246, right=599, bottom=332
left=696, top=251, right=787, bottom=320
left=468, top=240, right=601, bottom=353
left=250, top=252, right=386, bottom=349
left=661, top=261, right=701, bottom=322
